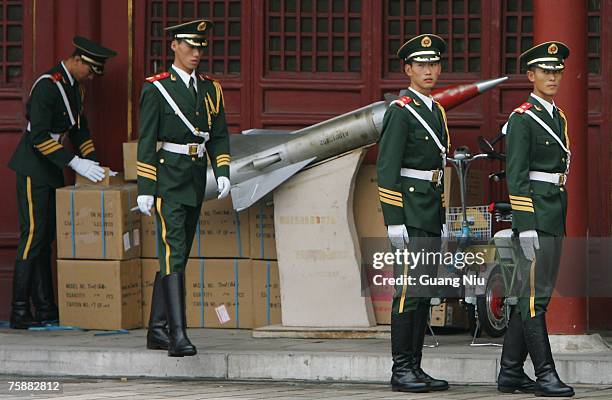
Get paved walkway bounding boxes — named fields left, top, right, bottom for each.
left=1, top=378, right=612, bottom=400
left=0, top=328, right=611, bottom=386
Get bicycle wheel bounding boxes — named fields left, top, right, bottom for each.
left=476, top=265, right=508, bottom=337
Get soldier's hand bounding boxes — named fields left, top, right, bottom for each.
left=387, top=224, right=409, bottom=250
left=519, top=229, right=540, bottom=261
left=217, top=176, right=231, bottom=199
left=137, top=195, right=154, bottom=216
left=68, top=156, right=105, bottom=182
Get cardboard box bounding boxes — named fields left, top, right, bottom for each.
left=141, top=258, right=159, bottom=325
left=249, top=199, right=277, bottom=260
left=57, top=259, right=142, bottom=330
left=140, top=213, right=158, bottom=258
left=123, top=140, right=162, bottom=181
left=366, top=265, right=394, bottom=325
left=75, top=169, right=127, bottom=187
left=251, top=260, right=281, bottom=327
left=444, top=166, right=489, bottom=208
left=430, top=299, right=469, bottom=328
left=185, top=259, right=253, bottom=328
left=353, top=165, right=387, bottom=239
left=190, top=197, right=250, bottom=258
left=123, top=140, right=138, bottom=181
left=56, top=184, right=141, bottom=260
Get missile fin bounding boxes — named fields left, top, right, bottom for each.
left=230, top=157, right=317, bottom=211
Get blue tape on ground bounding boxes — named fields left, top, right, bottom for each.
left=28, top=325, right=82, bottom=331
left=93, top=329, right=129, bottom=336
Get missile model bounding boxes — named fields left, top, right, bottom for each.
left=203, top=76, right=508, bottom=211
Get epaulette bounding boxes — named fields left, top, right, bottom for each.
left=391, top=96, right=412, bottom=108
left=51, top=72, right=63, bottom=82
left=513, top=102, right=533, bottom=114
left=199, top=73, right=216, bottom=81
left=145, top=72, right=170, bottom=83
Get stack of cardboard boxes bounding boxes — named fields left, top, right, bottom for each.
left=123, top=140, right=282, bottom=330
left=55, top=173, right=142, bottom=330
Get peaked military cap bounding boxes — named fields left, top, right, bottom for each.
left=397, top=34, right=446, bottom=62
left=165, top=19, right=214, bottom=47
left=520, top=41, right=570, bottom=71
left=73, top=36, right=117, bottom=76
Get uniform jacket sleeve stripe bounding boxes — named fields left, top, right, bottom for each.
left=511, top=205, right=535, bottom=212
left=137, top=170, right=157, bottom=181
left=379, top=196, right=403, bottom=207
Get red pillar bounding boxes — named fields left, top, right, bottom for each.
left=533, top=1, right=588, bottom=334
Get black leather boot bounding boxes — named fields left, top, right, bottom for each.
left=498, top=307, right=535, bottom=393
left=523, top=314, right=574, bottom=397
left=413, top=303, right=449, bottom=391
left=162, top=272, right=197, bottom=357
left=10, top=260, right=40, bottom=329
left=390, top=311, right=430, bottom=393
left=31, top=251, right=59, bottom=324
left=147, top=272, right=169, bottom=350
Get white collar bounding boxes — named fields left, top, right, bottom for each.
left=409, top=87, right=433, bottom=111
left=530, top=92, right=556, bottom=118
left=172, top=64, right=197, bottom=91
left=60, top=61, right=74, bottom=86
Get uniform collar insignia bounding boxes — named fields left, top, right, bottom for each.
left=534, top=104, right=542, bottom=111
left=170, top=74, right=177, bottom=81
left=412, top=98, right=421, bottom=106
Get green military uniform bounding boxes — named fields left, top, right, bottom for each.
left=7, top=37, right=115, bottom=329
left=378, top=91, right=450, bottom=314
left=377, top=34, right=450, bottom=393
left=137, top=68, right=230, bottom=275
left=140, top=19, right=229, bottom=358
left=498, top=41, right=574, bottom=397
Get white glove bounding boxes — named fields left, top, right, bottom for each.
left=69, top=156, right=105, bottom=182
left=441, top=223, right=449, bottom=238
left=108, top=169, right=118, bottom=177
left=519, top=230, right=540, bottom=261
left=388, top=224, right=409, bottom=249
left=217, top=176, right=231, bottom=199
left=441, top=223, right=449, bottom=252
left=137, top=195, right=154, bottom=216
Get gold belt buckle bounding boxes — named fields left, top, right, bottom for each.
left=558, top=174, right=567, bottom=186
left=432, top=169, right=442, bottom=186
left=188, top=144, right=199, bottom=156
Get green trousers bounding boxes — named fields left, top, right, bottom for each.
left=517, top=231, right=563, bottom=321
left=154, top=197, right=200, bottom=276
left=391, top=227, right=440, bottom=315
left=15, top=174, right=56, bottom=261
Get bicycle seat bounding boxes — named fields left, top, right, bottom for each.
left=488, top=202, right=511, bottom=213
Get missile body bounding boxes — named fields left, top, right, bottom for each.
left=203, top=77, right=508, bottom=211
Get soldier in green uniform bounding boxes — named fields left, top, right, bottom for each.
left=137, top=19, right=230, bottom=357
left=498, top=41, right=574, bottom=397
left=7, top=37, right=116, bottom=329
left=377, top=34, right=450, bottom=393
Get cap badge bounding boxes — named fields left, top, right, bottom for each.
left=421, top=36, right=432, bottom=47
left=197, top=21, right=207, bottom=31
left=548, top=43, right=558, bottom=54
